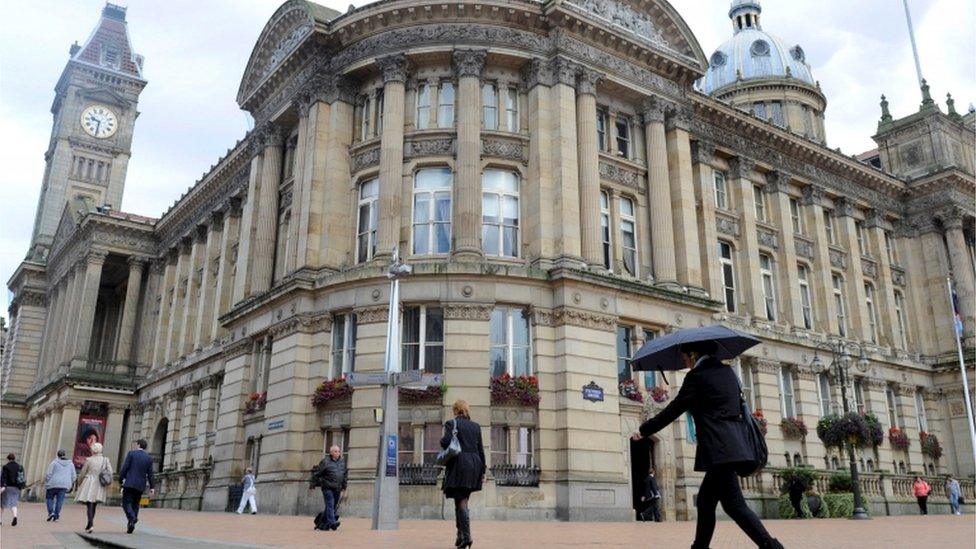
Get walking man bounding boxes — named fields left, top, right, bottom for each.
left=45, top=449, right=76, bottom=522
left=946, top=474, right=962, bottom=515
left=640, top=467, right=662, bottom=522
left=236, top=468, right=258, bottom=514
left=314, top=445, right=347, bottom=531
left=118, top=439, right=155, bottom=534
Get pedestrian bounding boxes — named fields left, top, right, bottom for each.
left=640, top=467, right=662, bottom=522
left=45, top=449, right=76, bottom=522
left=1, top=453, right=26, bottom=526
left=118, top=439, right=155, bottom=533
left=236, top=467, right=258, bottom=515
left=313, top=445, right=347, bottom=531
left=912, top=475, right=930, bottom=515
left=632, top=341, right=784, bottom=549
left=75, top=442, right=112, bottom=533
left=441, top=399, right=485, bottom=549
left=945, top=474, right=962, bottom=515
left=787, top=476, right=805, bottom=518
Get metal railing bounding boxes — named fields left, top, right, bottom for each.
left=491, top=464, right=541, bottom=487
left=398, top=463, right=442, bottom=485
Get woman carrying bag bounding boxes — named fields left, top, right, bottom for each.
left=439, top=400, right=485, bottom=548
left=75, top=442, right=113, bottom=533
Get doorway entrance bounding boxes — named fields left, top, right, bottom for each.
left=629, top=437, right=656, bottom=520
left=152, top=418, right=168, bottom=472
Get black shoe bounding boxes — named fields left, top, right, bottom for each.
left=12, top=517, right=18, bottom=526
left=127, top=523, right=135, bottom=534
left=47, top=515, right=54, bottom=522
left=329, top=521, right=340, bottom=531
left=761, top=540, right=785, bottom=549
left=251, top=512, right=257, bottom=515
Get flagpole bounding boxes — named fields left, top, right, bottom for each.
left=947, top=276, right=976, bottom=468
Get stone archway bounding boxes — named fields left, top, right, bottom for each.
left=152, top=418, right=168, bottom=472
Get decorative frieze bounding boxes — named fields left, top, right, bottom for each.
left=443, top=303, right=494, bottom=321
left=550, top=56, right=580, bottom=87
left=576, top=67, right=603, bottom=96
left=764, top=171, right=791, bottom=194
left=829, top=249, right=847, bottom=271
left=691, top=139, right=716, bottom=166
left=598, top=161, right=643, bottom=192
left=794, top=237, right=815, bottom=260
left=269, top=312, right=332, bottom=338
left=351, top=147, right=380, bottom=172
left=565, top=0, right=673, bottom=51
left=753, top=358, right=781, bottom=374
left=481, top=137, right=525, bottom=164
left=716, top=213, right=741, bottom=238
left=222, top=338, right=252, bottom=360
left=801, top=184, right=825, bottom=207
left=757, top=229, right=779, bottom=250
left=452, top=49, right=487, bottom=78
left=727, top=157, right=756, bottom=180
left=520, top=58, right=552, bottom=90
left=665, top=103, right=694, bottom=132
left=550, top=307, right=616, bottom=332
left=640, top=96, right=669, bottom=124
left=405, top=138, right=455, bottom=159
left=355, top=305, right=390, bottom=324
left=833, top=197, right=856, bottom=218
left=377, top=53, right=410, bottom=83
left=861, top=258, right=878, bottom=278
left=891, top=266, right=906, bottom=287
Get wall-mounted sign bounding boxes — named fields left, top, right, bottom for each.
left=267, top=419, right=285, bottom=431
left=582, top=381, right=604, bottom=402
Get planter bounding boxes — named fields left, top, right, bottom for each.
left=243, top=392, right=266, bottom=414
left=399, top=384, right=447, bottom=405
left=311, top=378, right=354, bottom=408
left=888, top=427, right=910, bottom=451
left=816, top=412, right=870, bottom=449
left=920, top=432, right=943, bottom=459
left=780, top=417, right=808, bottom=440
left=753, top=409, right=768, bottom=436
left=490, top=374, right=540, bottom=406
left=619, top=379, right=643, bottom=403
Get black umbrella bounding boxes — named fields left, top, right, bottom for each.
left=629, top=325, right=760, bottom=383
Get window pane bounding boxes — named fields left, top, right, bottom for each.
left=482, top=193, right=499, bottom=219
left=513, top=310, right=530, bottom=346
left=503, top=227, right=518, bottom=257
left=403, top=308, right=420, bottom=344
left=398, top=423, right=415, bottom=464
left=490, top=346, right=506, bottom=378
left=491, top=426, right=508, bottom=466
left=424, top=345, right=443, bottom=374
left=490, top=308, right=506, bottom=345
left=516, top=427, right=533, bottom=466
left=416, top=168, right=452, bottom=189
left=503, top=195, right=519, bottom=221
left=426, top=308, right=444, bottom=342
left=423, top=424, right=442, bottom=464
left=483, top=224, right=499, bottom=256
left=413, top=194, right=430, bottom=222
left=434, top=193, right=451, bottom=221
left=402, top=344, right=420, bottom=371
left=413, top=224, right=430, bottom=255
left=513, top=346, right=530, bottom=377
left=434, top=223, right=450, bottom=253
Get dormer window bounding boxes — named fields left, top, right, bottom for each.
left=101, top=45, right=120, bottom=69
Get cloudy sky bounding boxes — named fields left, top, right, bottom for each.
left=1, top=0, right=973, bottom=319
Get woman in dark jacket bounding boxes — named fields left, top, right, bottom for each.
left=441, top=399, right=485, bottom=548
left=632, top=341, right=783, bottom=549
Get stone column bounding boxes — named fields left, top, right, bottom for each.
left=181, top=227, right=207, bottom=356
left=137, top=261, right=163, bottom=368
left=37, top=282, right=59, bottom=376
left=164, top=240, right=190, bottom=365
left=834, top=197, right=870, bottom=341
left=151, top=252, right=177, bottom=367
left=178, top=390, right=199, bottom=467
left=691, top=141, right=722, bottom=300
left=575, top=67, right=604, bottom=268
left=55, top=404, right=81, bottom=463
left=730, top=158, right=765, bottom=319
left=252, top=126, right=285, bottom=292
left=233, top=149, right=263, bottom=303
left=374, top=54, right=409, bottom=262
left=193, top=377, right=218, bottom=464
left=641, top=98, right=677, bottom=285
left=452, top=49, right=487, bottom=260
left=103, top=405, right=126, bottom=471
left=522, top=59, right=556, bottom=267
left=865, top=211, right=900, bottom=348
left=194, top=212, right=222, bottom=349
left=202, top=344, right=251, bottom=511
left=112, top=260, right=143, bottom=365
left=212, top=200, right=240, bottom=341
left=284, top=113, right=305, bottom=275
left=63, top=264, right=87, bottom=364
left=318, top=83, right=356, bottom=269
left=765, top=172, right=802, bottom=328
left=73, top=250, right=107, bottom=361
left=802, top=185, right=838, bottom=333
left=54, top=269, right=77, bottom=369
left=944, top=212, right=976, bottom=339
left=549, top=57, right=584, bottom=266
left=165, top=395, right=183, bottom=469
left=665, top=104, right=703, bottom=290
left=33, top=412, right=53, bottom=483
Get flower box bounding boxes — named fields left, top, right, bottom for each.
left=490, top=374, right=540, bottom=406
left=920, top=432, right=943, bottom=459
left=399, top=383, right=447, bottom=405
left=888, top=427, right=910, bottom=451
left=753, top=409, right=768, bottom=436
left=311, top=377, right=354, bottom=408
left=243, top=392, right=266, bottom=414
left=650, top=386, right=669, bottom=404
left=619, top=378, right=644, bottom=403
left=780, top=417, right=808, bottom=440
left=863, top=412, right=884, bottom=447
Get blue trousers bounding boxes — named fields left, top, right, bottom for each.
left=321, top=487, right=340, bottom=526
left=122, top=487, right=143, bottom=525
left=949, top=496, right=961, bottom=514
left=45, top=488, right=66, bottom=519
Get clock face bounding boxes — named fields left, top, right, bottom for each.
left=81, top=105, right=118, bottom=139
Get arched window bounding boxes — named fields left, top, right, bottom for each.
left=356, top=179, right=379, bottom=263
left=482, top=170, right=520, bottom=257
left=412, top=168, right=452, bottom=255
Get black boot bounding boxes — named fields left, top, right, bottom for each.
left=454, top=510, right=463, bottom=547
left=459, top=509, right=472, bottom=548
left=761, top=539, right=785, bottom=549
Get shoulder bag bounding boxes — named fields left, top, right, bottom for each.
left=436, top=419, right=462, bottom=466
left=98, top=458, right=113, bottom=487
left=733, top=374, right=768, bottom=477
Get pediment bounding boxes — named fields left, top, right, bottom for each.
left=50, top=202, right=83, bottom=258
left=76, top=85, right=131, bottom=110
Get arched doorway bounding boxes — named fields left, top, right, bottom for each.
left=629, top=437, right=656, bottom=520
left=152, top=418, right=168, bottom=472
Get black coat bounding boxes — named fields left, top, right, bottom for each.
left=440, top=416, right=486, bottom=493
left=638, top=356, right=754, bottom=472
left=315, top=456, right=347, bottom=491
left=119, top=449, right=155, bottom=493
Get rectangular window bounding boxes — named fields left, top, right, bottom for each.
left=437, top=82, right=455, bottom=128
left=894, top=291, right=908, bottom=348
left=734, top=361, right=755, bottom=410
left=423, top=423, right=442, bottom=464
left=416, top=83, right=431, bottom=130
left=818, top=373, right=833, bottom=416
left=412, top=168, right=452, bottom=255
left=376, top=91, right=384, bottom=134
left=864, top=282, right=878, bottom=344
left=915, top=390, right=928, bottom=432
left=358, top=95, right=371, bottom=140
left=714, top=172, right=728, bottom=209
left=482, top=170, right=520, bottom=257
left=832, top=274, right=847, bottom=337
left=515, top=427, right=534, bottom=466
left=884, top=231, right=897, bottom=264
left=597, top=109, right=608, bottom=152
left=401, top=306, right=444, bottom=373
left=759, top=253, right=777, bottom=321
left=600, top=191, right=612, bottom=270
left=490, top=425, right=508, bottom=466
left=790, top=198, right=804, bottom=234
left=398, top=423, right=415, bottom=464
left=779, top=366, right=796, bottom=418
left=753, top=102, right=767, bottom=119
left=770, top=101, right=785, bottom=127
left=357, top=178, right=379, bottom=263
left=489, top=307, right=531, bottom=378
left=482, top=83, right=498, bottom=130
left=504, top=86, right=519, bottom=132
left=754, top=185, right=767, bottom=221
left=619, top=196, right=638, bottom=277
left=798, top=264, right=814, bottom=329
left=331, top=313, right=357, bottom=378
left=615, top=117, right=631, bottom=159
left=853, top=378, right=866, bottom=414
left=824, top=210, right=835, bottom=244
left=719, top=241, right=736, bottom=313
left=886, top=386, right=902, bottom=429
left=324, top=428, right=349, bottom=458
left=642, top=329, right=657, bottom=389
left=856, top=221, right=867, bottom=256
left=616, top=326, right=633, bottom=385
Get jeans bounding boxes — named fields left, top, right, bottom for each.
left=122, top=487, right=143, bottom=525
left=321, top=487, right=339, bottom=526
left=950, top=496, right=960, bottom=514
left=45, top=488, right=66, bottom=519
left=693, top=465, right=773, bottom=549
left=642, top=498, right=661, bottom=522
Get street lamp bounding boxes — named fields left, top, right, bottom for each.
left=811, top=338, right=871, bottom=520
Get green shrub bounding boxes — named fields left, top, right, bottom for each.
left=827, top=471, right=853, bottom=493
left=778, top=466, right=819, bottom=494
left=778, top=494, right=813, bottom=519
left=822, top=493, right=871, bottom=518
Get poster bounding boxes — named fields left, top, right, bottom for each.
left=385, top=434, right=397, bottom=477
left=73, top=414, right=107, bottom=468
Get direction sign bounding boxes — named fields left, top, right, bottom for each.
left=396, top=372, right=443, bottom=388
left=347, top=372, right=391, bottom=387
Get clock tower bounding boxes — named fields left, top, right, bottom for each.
left=28, top=2, right=146, bottom=259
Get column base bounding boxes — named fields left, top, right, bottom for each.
left=553, top=255, right=588, bottom=270
left=652, top=280, right=684, bottom=293
left=684, top=285, right=710, bottom=299
left=451, top=246, right=484, bottom=262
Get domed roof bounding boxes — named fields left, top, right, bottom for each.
left=698, top=1, right=815, bottom=95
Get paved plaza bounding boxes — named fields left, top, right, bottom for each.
left=0, top=502, right=972, bottom=548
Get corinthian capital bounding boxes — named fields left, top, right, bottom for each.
left=640, top=96, right=669, bottom=124
left=452, top=49, right=487, bottom=79
left=576, top=67, right=603, bottom=96
left=377, top=54, right=410, bottom=84
left=549, top=57, right=580, bottom=87
left=691, top=140, right=716, bottom=166
left=727, top=157, right=756, bottom=180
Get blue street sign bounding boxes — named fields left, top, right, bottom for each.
left=385, top=434, right=397, bottom=477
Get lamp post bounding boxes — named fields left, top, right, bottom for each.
left=811, top=338, right=871, bottom=520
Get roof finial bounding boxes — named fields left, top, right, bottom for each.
left=946, top=93, right=963, bottom=121
left=920, top=79, right=935, bottom=110
left=880, top=95, right=892, bottom=123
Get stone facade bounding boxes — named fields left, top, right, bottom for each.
left=3, top=0, right=975, bottom=522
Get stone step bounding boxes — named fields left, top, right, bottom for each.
left=77, top=532, right=265, bottom=549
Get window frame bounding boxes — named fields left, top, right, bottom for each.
left=759, top=253, right=777, bottom=321
left=596, top=108, right=608, bottom=152
left=779, top=366, right=796, bottom=419
left=884, top=231, right=897, bottom=264
left=719, top=241, right=736, bottom=313
left=331, top=313, right=358, bottom=378
left=790, top=198, right=804, bottom=234
left=886, top=385, right=902, bottom=429
left=734, top=360, right=755, bottom=410
left=824, top=210, right=836, bottom=245
left=356, top=178, right=379, bottom=263
left=411, top=168, right=453, bottom=255
left=894, top=290, right=908, bottom=348
left=853, top=378, right=866, bottom=414
left=817, top=373, right=833, bottom=416
left=714, top=171, right=728, bottom=210
left=401, top=305, right=444, bottom=373
left=482, top=83, right=498, bottom=130
left=615, top=116, right=631, bottom=159
left=619, top=195, right=638, bottom=277
left=753, top=185, right=767, bottom=222
left=481, top=169, right=521, bottom=258
left=915, top=390, right=928, bottom=432
left=600, top=190, right=612, bottom=270
left=415, top=82, right=431, bottom=130
left=503, top=86, right=519, bottom=132
left=489, top=307, right=533, bottom=378
left=437, top=81, right=455, bottom=128
left=616, top=325, right=633, bottom=385
left=832, top=273, right=847, bottom=337
left=797, top=263, right=814, bottom=329
left=864, top=282, right=879, bottom=344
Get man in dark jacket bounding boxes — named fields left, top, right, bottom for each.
left=314, top=445, right=347, bottom=531
left=118, top=439, right=155, bottom=534
left=640, top=467, right=662, bottom=522
left=787, top=476, right=805, bottom=518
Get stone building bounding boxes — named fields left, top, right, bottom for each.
left=3, top=0, right=974, bottom=521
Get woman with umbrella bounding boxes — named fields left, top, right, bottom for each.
left=629, top=326, right=783, bottom=549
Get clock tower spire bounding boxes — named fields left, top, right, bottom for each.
left=28, top=2, right=146, bottom=259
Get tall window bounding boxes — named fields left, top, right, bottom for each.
left=779, top=366, right=796, bottom=418
left=894, top=290, right=908, bottom=348
left=482, top=83, right=498, bottom=130
left=412, top=168, right=452, bottom=255
left=856, top=221, right=867, bottom=255
left=770, top=101, right=785, bottom=127
left=615, top=117, right=631, bottom=159
left=597, top=109, right=608, bottom=152
left=619, top=196, right=638, bottom=276
left=489, top=307, right=531, bottom=377
left=915, top=390, right=928, bottom=432
left=375, top=91, right=385, bottom=134
left=886, top=385, right=902, bottom=429
left=437, top=82, right=455, bottom=127
left=832, top=274, right=847, bottom=337
left=515, top=427, right=534, bottom=466
left=356, top=178, right=379, bottom=263
left=503, top=86, right=519, bottom=132
left=415, top=83, right=431, bottom=129
left=719, top=241, right=736, bottom=313
left=482, top=170, right=520, bottom=257
left=759, top=253, right=777, bottom=321
left=853, top=378, right=865, bottom=414
left=331, top=313, right=357, bottom=378
left=790, top=198, right=804, bottom=234
left=734, top=360, right=755, bottom=410
left=402, top=306, right=444, bottom=373
left=358, top=95, right=372, bottom=140
left=798, top=264, right=814, bottom=329
left=423, top=423, right=442, bottom=464
left=753, top=185, right=767, bottom=222
left=884, top=231, right=897, bottom=264
left=714, top=171, right=728, bottom=209
left=642, top=329, right=657, bottom=389
left=490, top=425, right=508, bottom=466
left=398, top=423, right=415, bottom=464
left=864, top=282, right=878, bottom=344
left=600, top=191, right=612, bottom=270
left=616, top=326, right=633, bottom=384
left=752, top=102, right=767, bottom=119
left=824, top=210, right=835, bottom=245
left=818, top=373, right=833, bottom=416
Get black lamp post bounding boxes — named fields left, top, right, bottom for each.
left=811, top=339, right=871, bottom=520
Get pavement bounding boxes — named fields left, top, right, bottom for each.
left=0, top=502, right=972, bottom=548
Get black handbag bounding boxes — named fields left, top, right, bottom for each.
left=734, top=376, right=768, bottom=477
left=436, top=419, right=461, bottom=466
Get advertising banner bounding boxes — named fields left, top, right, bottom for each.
left=73, top=414, right=107, bottom=468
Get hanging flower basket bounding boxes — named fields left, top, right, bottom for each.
left=490, top=374, right=540, bottom=406
left=753, top=409, right=768, bottom=436
left=243, top=391, right=267, bottom=414
left=649, top=386, right=670, bottom=404
left=780, top=417, right=809, bottom=440
left=311, top=377, right=354, bottom=408
left=619, top=379, right=644, bottom=403
left=888, top=427, right=910, bottom=451
left=399, top=383, right=447, bottom=405
left=816, top=412, right=870, bottom=449
left=862, top=412, right=884, bottom=447
left=920, top=432, right=943, bottom=460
